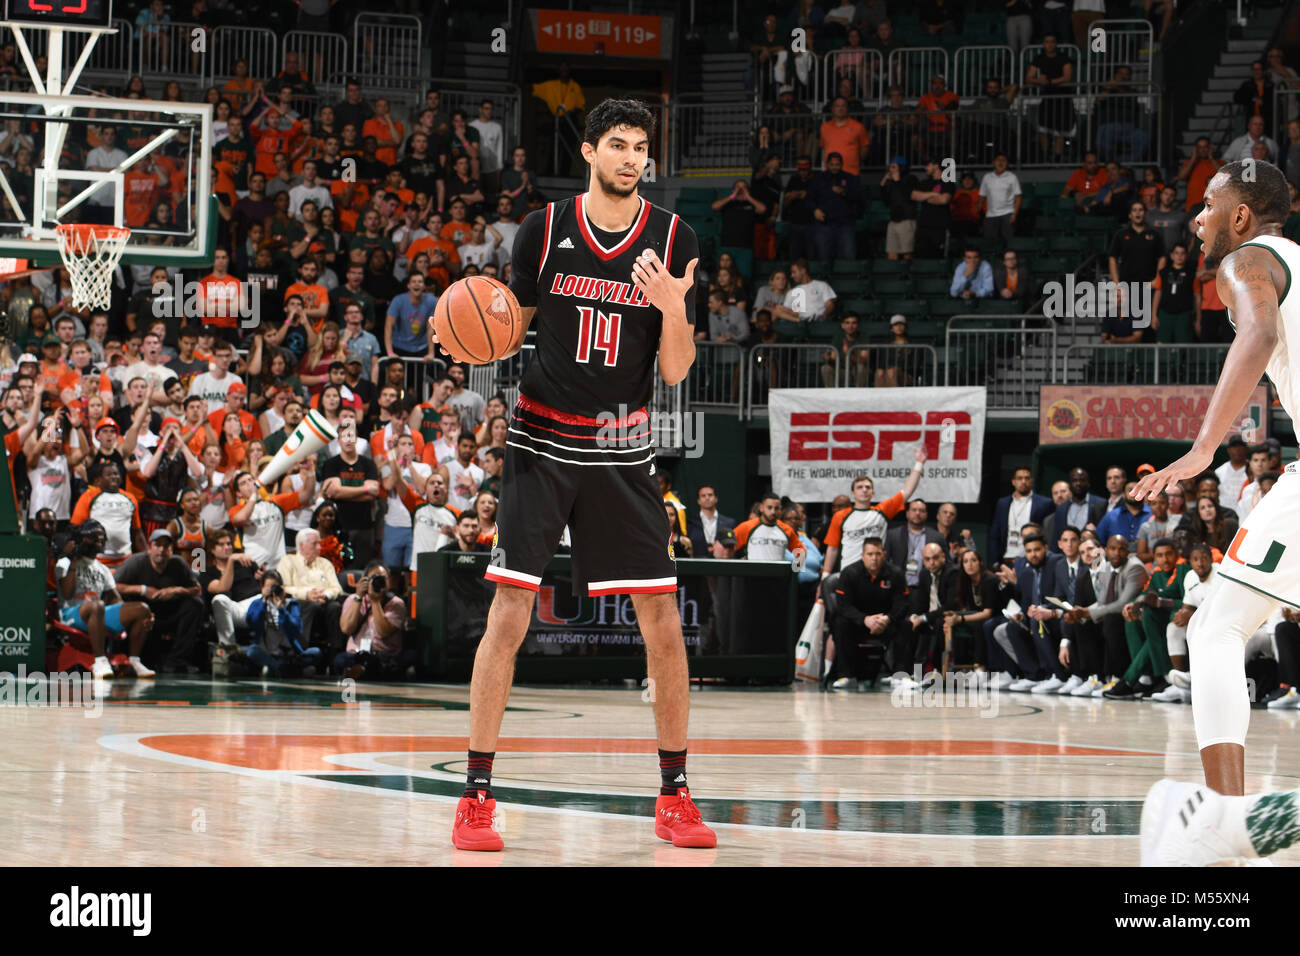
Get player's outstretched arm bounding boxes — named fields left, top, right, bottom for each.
left=1132, top=245, right=1281, bottom=501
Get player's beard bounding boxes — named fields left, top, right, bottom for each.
left=594, top=164, right=640, bottom=198
left=1202, top=229, right=1233, bottom=269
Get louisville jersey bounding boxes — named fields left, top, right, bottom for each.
left=823, top=492, right=906, bottom=570
left=508, top=193, right=698, bottom=417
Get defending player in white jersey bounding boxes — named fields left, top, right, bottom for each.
left=1133, top=159, right=1300, bottom=810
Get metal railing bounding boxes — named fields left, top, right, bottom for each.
left=744, top=342, right=838, bottom=416
left=137, top=21, right=203, bottom=80
left=395, top=354, right=449, bottom=405
left=672, top=94, right=755, bottom=173
left=887, top=47, right=950, bottom=101
left=944, top=315, right=1057, bottom=411
left=820, top=47, right=883, bottom=106
left=72, top=18, right=134, bottom=83
left=353, top=12, right=421, bottom=79
left=430, top=79, right=524, bottom=172
left=685, top=341, right=746, bottom=415
left=281, top=30, right=347, bottom=88
left=952, top=45, right=1017, bottom=98
left=1060, top=343, right=1231, bottom=386
left=1087, top=20, right=1155, bottom=85
left=1020, top=43, right=1085, bottom=86
left=209, top=26, right=278, bottom=87
left=844, top=343, right=939, bottom=388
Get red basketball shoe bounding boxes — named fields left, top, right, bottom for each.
left=654, top=788, right=717, bottom=848
left=452, top=791, right=504, bottom=851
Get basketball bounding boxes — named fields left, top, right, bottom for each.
left=433, top=275, right=524, bottom=365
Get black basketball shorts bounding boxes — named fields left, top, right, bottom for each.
left=484, top=395, right=678, bottom=596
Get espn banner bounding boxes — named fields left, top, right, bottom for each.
left=768, top=388, right=987, bottom=503
left=1039, top=385, right=1270, bottom=445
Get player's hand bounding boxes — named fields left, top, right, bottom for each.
left=1059, top=644, right=1070, bottom=667
left=631, top=250, right=697, bottom=315
left=1131, top=446, right=1214, bottom=501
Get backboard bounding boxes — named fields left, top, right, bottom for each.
left=0, top=6, right=214, bottom=267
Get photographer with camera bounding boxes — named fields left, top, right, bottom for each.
left=276, top=526, right=344, bottom=655
left=337, top=558, right=413, bottom=680
left=244, top=569, right=323, bottom=677
left=56, top=520, right=155, bottom=679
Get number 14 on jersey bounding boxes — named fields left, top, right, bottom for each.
left=575, top=307, right=622, bottom=366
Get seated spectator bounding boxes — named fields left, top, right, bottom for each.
left=1103, top=536, right=1187, bottom=699
left=686, top=484, right=738, bottom=558
left=1096, top=481, right=1151, bottom=545
left=942, top=547, right=1001, bottom=676
left=807, top=152, right=861, bottom=261
left=993, top=249, right=1034, bottom=311
left=55, top=519, right=154, bottom=680
left=242, top=569, right=323, bottom=676
left=821, top=311, right=868, bottom=387
left=885, top=498, right=946, bottom=586
left=1134, top=492, right=1182, bottom=563
left=1177, top=136, right=1224, bottom=213
left=874, top=315, right=913, bottom=387
left=914, top=74, right=959, bottom=159
left=1062, top=152, right=1108, bottom=209
left=1183, top=494, right=1239, bottom=553
left=907, top=542, right=952, bottom=673
left=1080, top=161, right=1132, bottom=218
left=830, top=536, right=909, bottom=688
left=1223, top=115, right=1278, bottom=163
left=278, top=526, right=344, bottom=654
left=1064, top=535, right=1150, bottom=696
left=751, top=270, right=789, bottom=322
left=113, top=527, right=205, bottom=673
left=1094, top=65, right=1151, bottom=163
left=769, top=85, right=814, bottom=164
left=439, top=510, right=488, bottom=552
left=992, top=534, right=1070, bottom=692
left=203, top=528, right=264, bottom=648
left=1137, top=166, right=1164, bottom=209
left=964, top=77, right=1017, bottom=164
left=1156, top=542, right=1218, bottom=703
left=336, top=559, right=414, bottom=680
left=770, top=259, right=837, bottom=322
left=950, top=246, right=993, bottom=299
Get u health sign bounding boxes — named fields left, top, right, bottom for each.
left=1039, top=385, right=1270, bottom=444
left=769, top=388, right=986, bottom=503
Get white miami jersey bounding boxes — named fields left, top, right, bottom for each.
left=1235, top=235, right=1300, bottom=420
left=410, top=501, right=459, bottom=571
left=1181, top=563, right=1218, bottom=609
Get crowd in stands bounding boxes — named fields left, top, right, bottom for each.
left=0, top=63, right=536, bottom=678
left=688, top=446, right=1300, bottom=706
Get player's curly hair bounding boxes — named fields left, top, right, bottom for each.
left=583, top=98, right=657, bottom=149
left=1218, top=159, right=1291, bottom=224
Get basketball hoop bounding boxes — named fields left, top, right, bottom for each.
left=54, top=224, right=131, bottom=311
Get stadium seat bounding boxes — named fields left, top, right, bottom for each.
left=807, top=259, right=833, bottom=275
left=872, top=277, right=912, bottom=296
left=929, top=298, right=975, bottom=317
left=914, top=276, right=952, bottom=297
left=872, top=259, right=910, bottom=276
left=909, top=259, right=946, bottom=275
left=774, top=321, right=808, bottom=342
left=806, top=321, right=840, bottom=342
left=834, top=277, right=872, bottom=295
left=831, top=259, right=866, bottom=277
left=841, top=298, right=879, bottom=319
left=1048, top=235, right=1089, bottom=255
left=907, top=319, right=945, bottom=341
left=1008, top=237, right=1038, bottom=253
left=881, top=297, right=924, bottom=318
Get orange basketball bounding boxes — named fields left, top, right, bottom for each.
left=432, top=275, right=524, bottom=365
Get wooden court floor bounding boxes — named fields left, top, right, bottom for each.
left=4, top=676, right=1300, bottom=866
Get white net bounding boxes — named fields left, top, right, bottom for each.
left=54, top=225, right=131, bottom=311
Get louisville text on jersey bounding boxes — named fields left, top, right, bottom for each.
left=547, top=273, right=652, bottom=308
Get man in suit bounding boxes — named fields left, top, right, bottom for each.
left=992, top=534, right=1068, bottom=692
left=885, top=498, right=947, bottom=587
left=831, top=537, right=910, bottom=689
left=1038, top=526, right=1097, bottom=694
left=988, top=467, right=1053, bottom=565
left=907, top=542, right=954, bottom=674
left=685, top=483, right=737, bottom=558
left=1065, top=534, right=1150, bottom=692
left=1040, top=480, right=1071, bottom=544
left=1051, top=467, right=1108, bottom=552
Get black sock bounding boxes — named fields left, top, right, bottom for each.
left=659, top=748, right=688, bottom=795
left=465, top=750, right=494, bottom=798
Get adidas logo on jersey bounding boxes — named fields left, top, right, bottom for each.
left=558, top=236, right=574, bottom=249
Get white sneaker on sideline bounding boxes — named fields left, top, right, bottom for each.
left=128, top=656, right=155, bottom=679
left=1267, top=687, right=1300, bottom=710
left=1140, top=779, right=1253, bottom=866
left=1149, top=685, right=1189, bottom=703
left=1092, top=678, right=1118, bottom=698
left=1072, top=675, right=1102, bottom=696
left=91, top=657, right=113, bottom=680
left=1031, top=676, right=1065, bottom=694
left=1057, top=674, right=1083, bottom=695
left=831, top=676, right=854, bottom=690
left=989, top=671, right=1015, bottom=690
left=893, top=675, right=922, bottom=692
left=1168, top=669, right=1191, bottom=689
left=1008, top=677, right=1036, bottom=692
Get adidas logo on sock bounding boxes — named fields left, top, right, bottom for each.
left=558, top=237, right=574, bottom=249
left=674, top=773, right=686, bottom=783
left=474, top=778, right=488, bottom=784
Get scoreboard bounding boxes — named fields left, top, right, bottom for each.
left=533, top=9, right=668, bottom=60
left=3, top=0, right=113, bottom=29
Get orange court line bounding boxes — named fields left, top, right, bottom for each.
left=140, top=735, right=1161, bottom=772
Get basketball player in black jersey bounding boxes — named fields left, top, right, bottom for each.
left=442, top=99, right=716, bottom=851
